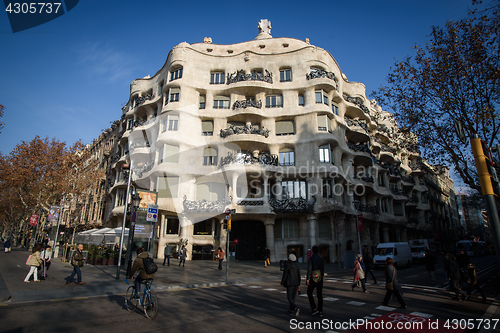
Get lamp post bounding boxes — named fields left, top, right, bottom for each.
left=353, top=200, right=362, bottom=255
left=125, top=189, right=141, bottom=277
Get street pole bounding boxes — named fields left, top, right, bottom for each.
left=353, top=201, right=362, bottom=255
left=116, top=162, right=133, bottom=280
left=226, top=229, right=230, bottom=282
left=52, top=203, right=64, bottom=259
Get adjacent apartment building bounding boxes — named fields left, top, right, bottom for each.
left=103, top=20, right=458, bottom=262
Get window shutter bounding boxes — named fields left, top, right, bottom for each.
left=317, top=115, right=327, bottom=129
left=201, top=120, right=213, bottom=132
left=203, top=148, right=217, bottom=157
left=276, top=120, right=294, bottom=135
left=164, top=144, right=179, bottom=163
left=169, top=87, right=180, bottom=95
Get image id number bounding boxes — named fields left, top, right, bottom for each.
left=6, top=2, right=62, bottom=14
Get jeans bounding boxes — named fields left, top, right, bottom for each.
left=134, top=276, right=145, bottom=297
left=307, top=280, right=323, bottom=312
left=286, top=286, right=298, bottom=311
left=68, top=266, right=82, bottom=283
left=451, top=279, right=467, bottom=300
left=163, top=255, right=170, bottom=266
left=24, top=266, right=38, bottom=282
left=353, top=278, right=367, bottom=292
left=218, top=259, right=223, bottom=270
left=383, top=289, right=406, bottom=307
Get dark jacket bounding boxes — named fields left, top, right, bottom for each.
left=448, top=259, right=461, bottom=280
left=385, top=264, right=402, bottom=292
left=129, top=251, right=155, bottom=280
left=424, top=253, right=435, bottom=271
left=466, top=262, right=478, bottom=285
left=364, top=254, right=374, bottom=271
left=307, top=254, right=324, bottom=281
left=71, top=250, right=84, bottom=267
left=281, top=261, right=301, bottom=287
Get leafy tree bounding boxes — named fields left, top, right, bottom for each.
left=0, top=136, right=104, bottom=243
left=372, top=0, right=500, bottom=193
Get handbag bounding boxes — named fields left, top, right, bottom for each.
left=26, top=254, right=32, bottom=265
left=386, top=267, right=396, bottom=290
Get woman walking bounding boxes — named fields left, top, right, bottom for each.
left=383, top=257, right=407, bottom=308
left=352, top=254, right=368, bottom=293
left=215, top=247, right=225, bottom=270
left=281, top=253, right=301, bottom=317
left=24, top=244, right=43, bottom=282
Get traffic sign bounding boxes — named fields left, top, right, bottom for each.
left=234, top=239, right=239, bottom=245
left=147, top=204, right=159, bottom=222
left=132, top=211, right=137, bottom=222
left=225, top=215, right=231, bottom=220
left=225, top=208, right=231, bottom=215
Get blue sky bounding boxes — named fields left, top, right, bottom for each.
left=0, top=0, right=472, bottom=157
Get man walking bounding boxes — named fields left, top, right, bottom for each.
left=281, top=254, right=300, bottom=317
left=306, top=245, right=324, bottom=317
left=447, top=254, right=468, bottom=301
left=163, top=244, right=171, bottom=266
left=264, top=246, right=271, bottom=267
left=66, top=244, right=85, bottom=285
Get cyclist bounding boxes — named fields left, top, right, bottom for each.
left=128, top=247, right=155, bottom=298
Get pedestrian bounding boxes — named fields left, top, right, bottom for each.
left=163, top=244, right=171, bottom=266
left=215, top=247, right=225, bottom=270
left=306, top=245, right=324, bottom=317
left=352, top=254, right=368, bottom=293
left=424, top=249, right=436, bottom=282
left=39, top=245, right=52, bottom=279
left=24, top=244, right=43, bottom=282
left=382, top=257, right=407, bottom=308
left=465, top=261, right=487, bottom=302
left=264, top=246, right=271, bottom=267
left=446, top=254, right=468, bottom=301
left=364, top=251, right=377, bottom=284
left=178, top=245, right=187, bottom=267
left=281, top=253, right=301, bottom=317
left=66, top=244, right=85, bottom=285
left=457, top=250, right=470, bottom=268
left=4, top=239, right=11, bottom=253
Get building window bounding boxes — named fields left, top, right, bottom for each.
left=159, top=144, right=179, bottom=163
left=163, top=114, right=179, bottom=132
left=275, top=120, right=295, bottom=136
left=280, top=68, right=291, bottom=82
left=201, top=120, right=213, bottom=136
left=318, top=217, right=331, bottom=239
left=379, top=198, right=389, bottom=213
left=115, top=188, right=126, bottom=207
left=165, top=217, right=179, bottom=235
left=317, top=115, right=332, bottom=132
left=158, top=81, right=164, bottom=96
left=378, top=174, right=386, bottom=187
left=194, top=219, right=213, bottom=235
left=282, top=180, right=307, bottom=200
left=394, top=202, right=404, bottom=216
left=332, top=103, right=339, bottom=115
left=322, top=179, right=335, bottom=199
left=319, top=144, right=334, bottom=164
left=199, top=95, right=206, bottom=109
left=213, top=96, right=230, bottom=109
left=196, top=182, right=227, bottom=201
left=203, top=147, right=218, bottom=166
left=170, top=67, right=183, bottom=81
left=156, top=176, right=179, bottom=198
left=210, top=72, right=225, bottom=84
left=127, top=118, right=134, bottom=130
left=315, top=90, right=329, bottom=105
left=266, top=95, right=283, bottom=108
left=298, top=94, right=304, bottom=106
left=169, top=87, right=180, bottom=102
left=274, top=218, right=299, bottom=238
left=279, top=148, right=295, bottom=166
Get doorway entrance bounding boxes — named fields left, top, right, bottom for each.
left=229, top=220, right=266, bottom=260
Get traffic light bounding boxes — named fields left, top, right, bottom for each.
left=223, top=220, right=228, bottom=230
left=471, top=138, right=499, bottom=196
left=227, top=219, right=231, bottom=231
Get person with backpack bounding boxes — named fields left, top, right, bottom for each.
left=128, top=247, right=156, bottom=299
left=281, top=253, right=301, bottom=317
left=24, top=244, right=43, bottom=282
left=306, top=245, right=324, bottom=317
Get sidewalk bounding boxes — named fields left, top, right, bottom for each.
left=0, top=246, right=350, bottom=304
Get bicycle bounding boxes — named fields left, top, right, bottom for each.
left=125, top=278, right=159, bottom=319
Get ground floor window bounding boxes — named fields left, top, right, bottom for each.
left=194, top=219, right=213, bottom=235
left=192, top=244, right=213, bottom=260
left=165, top=217, right=179, bottom=235
left=287, top=245, right=303, bottom=262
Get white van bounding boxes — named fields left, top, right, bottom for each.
left=373, top=242, right=413, bottom=268
left=409, top=239, right=435, bottom=262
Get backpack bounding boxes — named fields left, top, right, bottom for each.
left=143, top=257, right=158, bottom=275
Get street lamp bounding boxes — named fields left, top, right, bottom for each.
left=125, top=189, right=141, bottom=277
left=353, top=200, right=362, bottom=255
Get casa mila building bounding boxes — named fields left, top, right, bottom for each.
left=108, top=20, right=444, bottom=263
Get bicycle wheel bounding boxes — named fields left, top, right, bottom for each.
left=125, top=286, right=138, bottom=312
left=143, top=290, right=158, bottom=319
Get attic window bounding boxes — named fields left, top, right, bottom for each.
left=227, top=50, right=233, bottom=54
left=207, top=48, right=213, bottom=52
left=259, top=44, right=265, bottom=49
left=282, top=43, right=289, bottom=48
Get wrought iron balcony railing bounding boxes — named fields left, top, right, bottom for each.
left=306, top=69, right=339, bottom=90
left=226, top=69, right=273, bottom=84
left=182, top=195, right=231, bottom=213
left=232, top=99, right=262, bottom=110
left=220, top=124, right=270, bottom=138
left=219, top=151, right=279, bottom=168
left=343, top=94, right=370, bottom=115
left=269, top=196, right=316, bottom=213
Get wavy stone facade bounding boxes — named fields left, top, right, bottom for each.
left=105, top=21, right=456, bottom=262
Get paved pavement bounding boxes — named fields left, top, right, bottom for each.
left=1, top=244, right=499, bottom=330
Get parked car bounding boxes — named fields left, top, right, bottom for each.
left=373, top=242, right=413, bottom=268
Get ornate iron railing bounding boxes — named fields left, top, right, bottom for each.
left=269, top=196, right=316, bottom=213
left=182, top=195, right=231, bottom=213
left=348, top=142, right=370, bottom=154
left=134, top=94, right=154, bottom=108
left=132, top=158, right=154, bottom=178
left=402, top=175, right=416, bottom=184
left=306, top=69, right=338, bottom=90
left=391, top=188, right=408, bottom=196
left=232, top=99, right=262, bottom=110
left=343, top=94, right=370, bottom=115
left=226, top=69, right=273, bottom=84
left=359, top=205, right=379, bottom=214
left=408, top=195, right=419, bottom=203
left=220, top=124, right=270, bottom=138
left=219, top=151, right=279, bottom=168
left=237, top=199, right=264, bottom=206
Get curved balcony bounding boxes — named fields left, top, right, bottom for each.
left=269, top=196, right=316, bottom=214
left=306, top=69, right=339, bottom=91
left=219, top=151, right=278, bottom=168
left=220, top=124, right=270, bottom=139
left=343, top=94, right=371, bottom=116
left=182, top=195, right=231, bottom=213
left=232, top=99, right=262, bottom=110
left=345, top=116, right=371, bottom=143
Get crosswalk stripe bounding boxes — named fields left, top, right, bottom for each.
left=324, top=297, right=339, bottom=301
left=263, top=288, right=277, bottom=291
left=376, top=305, right=396, bottom=311
left=410, top=312, right=433, bottom=318
left=248, top=286, right=261, bottom=288
left=347, top=301, right=365, bottom=306
left=371, top=313, right=383, bottom=317
left=364, top=316, right=376, bottom=320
